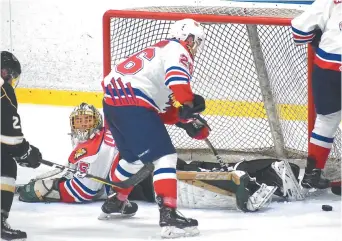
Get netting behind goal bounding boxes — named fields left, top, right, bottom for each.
left=103, top=6, right=341, bottom=181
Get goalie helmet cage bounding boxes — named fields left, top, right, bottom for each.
left=102, top=6, right=341, bottom=181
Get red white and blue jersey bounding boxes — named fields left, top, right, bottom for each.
left=59, top=128, right=120, bottom=203
left=291, top=0, right=342, bottom=72
left=102, top=39, right=195, bottom=113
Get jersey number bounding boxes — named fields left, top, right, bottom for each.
left=78, top=162, right=90, bottom=174
left=13, top=116, right=20, bottom=129
left=116, top=48, right=155, bottom=75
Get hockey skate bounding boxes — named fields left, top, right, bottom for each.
left=1, top=216, right=27, bottom=241
left=301, top=158, right=330, bottom=189
left=98, top=193, right=138, bottom=220
left=302, top=169, right=330, bottom=189
left=156, top=196, right=199, bottom=239
left=271, top=160, right=305, bottom=200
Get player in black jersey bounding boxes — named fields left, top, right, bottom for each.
left=1, top=51, right=42, bottom=241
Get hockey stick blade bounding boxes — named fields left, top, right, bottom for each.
left=39, top=159, right=154, bottom=189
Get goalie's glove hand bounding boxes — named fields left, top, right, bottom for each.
left=176, top=120, right=210, bottom=140
left=178, top=94, right=206, bottom=121
left=13, top=140, right=42, bottom=169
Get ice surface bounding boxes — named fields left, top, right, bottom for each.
left=10, top=104, right=342, bottom=241
left=10, top=194, right=342, bottom=241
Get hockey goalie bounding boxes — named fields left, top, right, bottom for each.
left=19, top=102, right=304, bottom=211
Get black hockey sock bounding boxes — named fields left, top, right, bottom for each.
left=1, top=178, right=15, bottom=217
left=1, top=156, right=17, bottom=218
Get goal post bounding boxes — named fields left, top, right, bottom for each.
left=102, top=6, right=340, bottom=180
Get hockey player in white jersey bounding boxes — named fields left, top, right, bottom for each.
left=18, top=103, right=140, bottom=211
left=291, top=0, right=341, bottom=189
left=101, top=19, right=209, bottom=238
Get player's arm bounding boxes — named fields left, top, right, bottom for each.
left=291, top=0, right=332, bottom=45
left=162, top=45, right=209, bottom=139
left=162, top=44, right=206, bottom=118
left=1, top=84, right=41, bottom=168
left=163, top=44, right=195, bottom=105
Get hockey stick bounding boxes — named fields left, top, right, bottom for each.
left=191, top=114, right=230, bottom=171
left=38, top=159, right=154, bottom=189
left=204, top=138, right=232, bottom=171
left=15, top=168, right=65, bottom=194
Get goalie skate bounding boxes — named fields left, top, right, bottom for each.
left=271, top=160, right=305, bottom=201
left=98, top=194, right=138, bottom=220
left=246, top=183, right=277, bottom=211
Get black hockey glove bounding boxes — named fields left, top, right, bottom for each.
left=13, top=140, right=42, bottom=168
left=176, top=118, right=210, bottom=140
left=178, top=94, right=206, bottom=121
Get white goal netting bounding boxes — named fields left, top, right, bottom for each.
left=104, top=6, right=341, bottom=181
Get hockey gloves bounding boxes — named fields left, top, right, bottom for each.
left=13, top=140, right=42, bottom=168
left=177, top=94, right=210, bottom=140
left=178, top=94, right=206, bottom=121
left=176, top=121, right=210, bottom=140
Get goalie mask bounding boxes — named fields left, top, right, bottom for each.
left=69, top=103, right=103, bottom=146
left=168, top=18, right=205, bottom=57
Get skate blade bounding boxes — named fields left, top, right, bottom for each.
left=161, top=226, right=200, bottom=239
left=98, top=212, right=136, bottom=220
left=282, top=161, right=305, bottom=201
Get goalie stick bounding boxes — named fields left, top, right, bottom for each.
left=19, top=159, right=154, bottom=190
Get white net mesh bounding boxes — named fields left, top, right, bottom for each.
left=106, top=6, right=341, bottom=181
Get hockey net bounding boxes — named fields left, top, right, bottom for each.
left=103, top=6, right=341, bottom=181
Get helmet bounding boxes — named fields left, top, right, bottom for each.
left=69, top=103, right=103, bottom=146
left=168, top=19, right=205, bottom=57
left=1, top=51, right=21, bottom=87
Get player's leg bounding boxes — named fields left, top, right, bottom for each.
left=303, top=65, right=341, bottom=189
left=1, top=151, right=27, bottom=240
left=177, top=159, right=278, bottom=211
left=103, top=104, right=199, bottom=237
left=134, top=109, right=198, bottom=238
left=99, top=108, right=140, bottom=218
left=235, top=159, right=304, bottom=200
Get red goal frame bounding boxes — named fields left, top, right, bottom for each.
left=102, top=9, right=315, bottom=147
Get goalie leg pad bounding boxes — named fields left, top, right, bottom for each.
left=19, top=179, right=61, bottom=203
left=226, top=171, right=277, bottom=212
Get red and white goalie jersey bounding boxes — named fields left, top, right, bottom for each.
left=59, top=128, right=119, bottom=202
left=102, top=39, right=194, bottom=114
left=291, top=0, right=342, bottom=71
